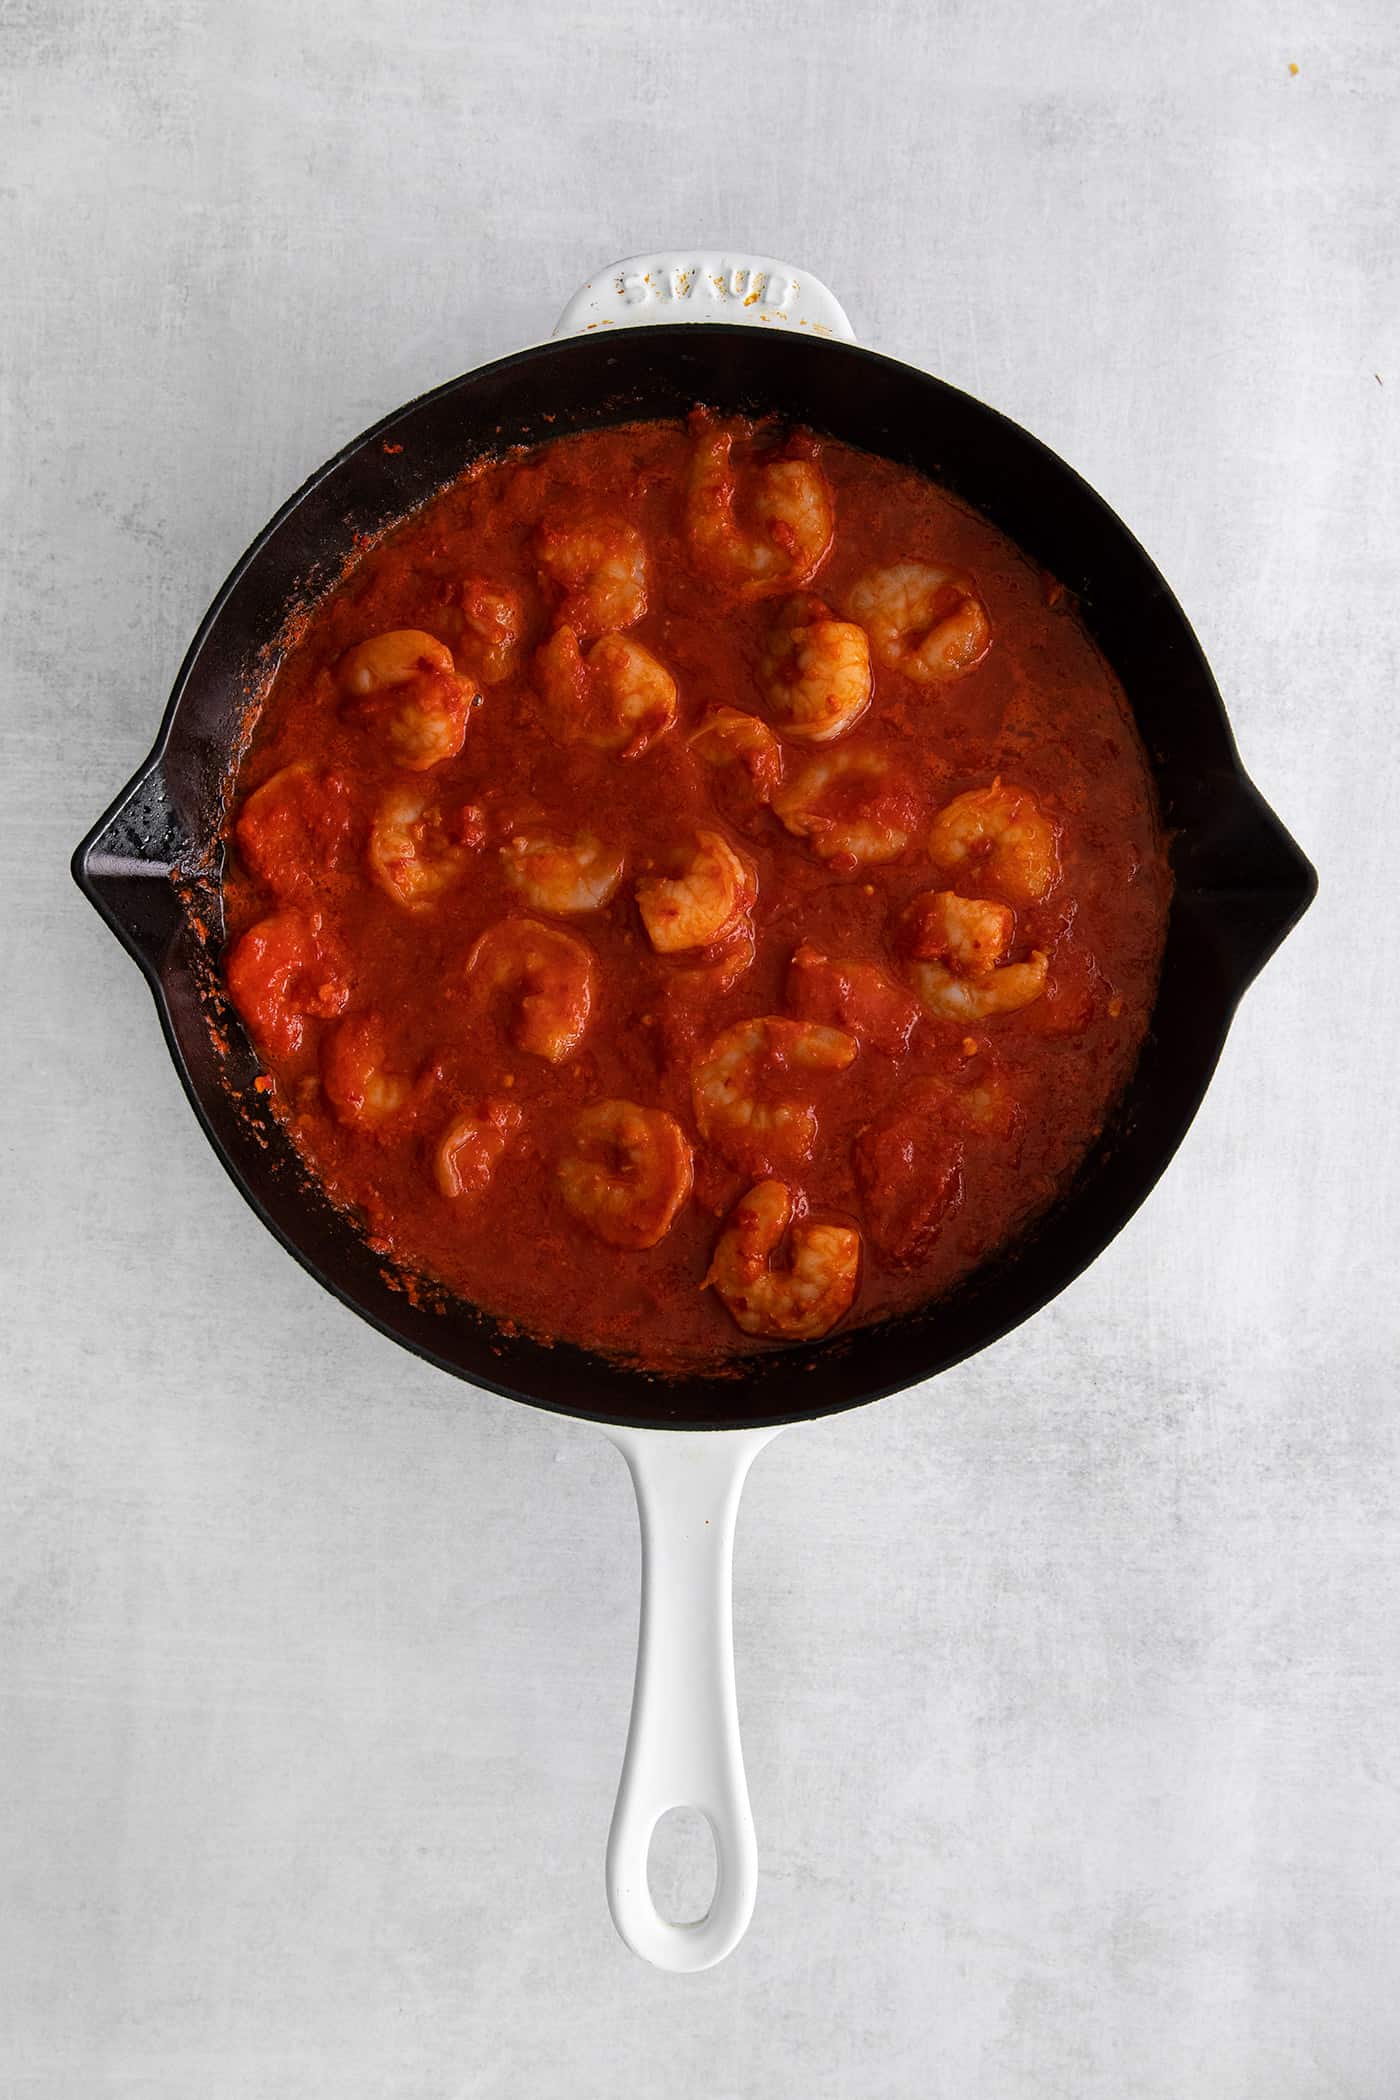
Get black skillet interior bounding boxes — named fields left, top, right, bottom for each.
left=73, top=326, right=1316, bottom=1429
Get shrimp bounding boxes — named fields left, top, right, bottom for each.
left=899, top=888, right=1049, bottom=1021
left=759, top=595, right=872, bottom=744
left=1026, top=942, right=1102, bottom=1039
left=635, top=831, right=756, bottom=954
left=943, top=1052, right=1021, bottom=1140
left=500, top=831, right=625, bottom=914
left=785, top=942, right=921, bottom=1056
left=927, top=780, right=1061, bottom=905
left=846, top=561, right=991, bottom=683
left=909, top=953, right=1050, bottom=1023
left=692, top=1015, right=856, bottom=1175
left=448, top=578, right=525, bottom=685
left=235, top=764, right=355, bottom=902
left=773, top=747, right=920, bottom=867
left=465, top=916, right=595, bottom=1063
left=321, top=1013, right=418, bottom=1128
left=684, top=420, right=834, bottom=599
left=535, top=515, right=647, bottom=636
left=434, top=1098, right=523, bottom=1201
left=689, top=706, right=784, bottom=812
left=368, top=784, right=481, bottom=909
left=852, top=1059, right=1020, bottom=1262
left=900, top=888, right=1015, bottom=972
left=852, top=1085, right=964, bottom=1263
left=225, top=909, right=349, bottom=1059
left=337, top=629, right=479, bottom=770
left=557, top=1099, right=694, bottom=1249
left=534, top=627, right=677, bottom=757
left=706, top=1180, right=860, bottom=1341
left=661, top=926, right=758, bottom=1018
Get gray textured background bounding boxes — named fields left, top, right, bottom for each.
left=3, top=0, right=1397, bottom=2093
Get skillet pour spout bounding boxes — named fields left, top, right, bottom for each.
left=1183, top=768, right=1317, bottom=996
left=73, top=757, right=193, bottom=979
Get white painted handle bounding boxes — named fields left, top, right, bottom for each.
left=604, top=1422, right=784, bottom=1970
left=555, top=252, right=855, bottom=340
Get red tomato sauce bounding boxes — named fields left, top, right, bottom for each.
left=221, top=414, right=1171, bottom=1368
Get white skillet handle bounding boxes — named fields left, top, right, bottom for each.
left=554, top=252, right=855, bottom=340
left=554, top=250, right=830, bottom=1969
left=603, top=1423, right=784, bottom=1971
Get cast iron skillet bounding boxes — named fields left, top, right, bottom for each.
left=73, top=255, right=1316, bottom=1969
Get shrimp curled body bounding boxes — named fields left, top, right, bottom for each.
left=689, top=706, right=784, bottom=812
left=321, top=1013, right=419, bottom=1128
left=846, top=562, right=991, bottom=683
left=226, top=909, right=349, bottom=1059
left=337, top=629, right=478, bottom=770
left=853, top=1062, right=1021, bottom=1262
left=235, top=764, right=355, bottom=902
left=465, top=917, right=596, bottom=1063
left=557, top=1099, right=694, bottom=1249
left=786, top=942, right=921, bottom=1056
left=368, top=784, right=479, bottom=909
left=927, top=781, right=1061, bottom=905
left=500, top=831, right=625, bottom=914
left=534, top=627, right=677, bottom=757
left=692, top=1015, right=857, bottom=1175
left=434, top=1099, right=522, bottom=1201
left=852, top=1084, right=964, bottom=1264
left=706, top=1180, right=860, bottom=1341
left=760, top=596, right=872, bottom=744
left=773, top=748, right=920, bottom=867
left=900, top=889, right=1048, bottom=1021
left=444, top=579, right=525, bottom=685
left=685, top=423, right=834, bottom=598
left=536, top=516, right=647, bottom=636
left=636, top=831, right=756, bottom=954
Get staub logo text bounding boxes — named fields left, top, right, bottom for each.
left=614, top=262, right=797, bottom=313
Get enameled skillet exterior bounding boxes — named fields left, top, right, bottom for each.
left=73, top=324, right=1316, bottom=1430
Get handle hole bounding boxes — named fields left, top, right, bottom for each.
left=646, top=1807, right=718, bottom=1926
